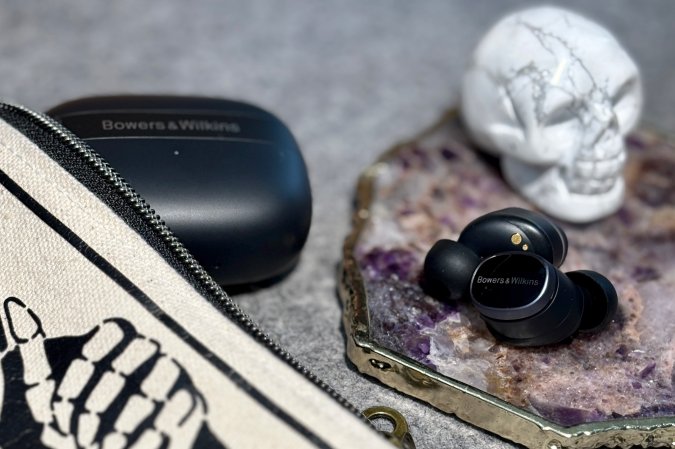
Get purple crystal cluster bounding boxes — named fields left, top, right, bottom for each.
left=360, top=247, right=457, bottom=369
left=352, top=119, right=675, bottom=426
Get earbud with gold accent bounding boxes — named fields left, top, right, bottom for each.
left=423, top=207, right=568, bottom=301
left=424, top=208, right=617, bottom=346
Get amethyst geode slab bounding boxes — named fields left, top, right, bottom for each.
left=342, top=113, right=675, bottom=436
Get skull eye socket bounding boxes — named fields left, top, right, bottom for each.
left=612, top=77, right=641, bottom=131
left=612, top=78, right=638, bottom=107
left=543, top=103, right=578, bottom=126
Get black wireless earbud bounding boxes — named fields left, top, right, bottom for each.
left=471, top=253, right=617, bottom=346
left=423, top=207, right=618, bottom=347
left=424, top=207, right=568, bottom=301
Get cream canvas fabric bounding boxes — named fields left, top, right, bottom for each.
left=0, top=113, right=390, bottom=449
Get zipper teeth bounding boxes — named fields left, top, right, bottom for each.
left=0, top=103, right=367, bottom=421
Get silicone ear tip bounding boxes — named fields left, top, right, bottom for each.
left=424, top=239, right=480, bottom=301
left=567, top=270, right=618, bottom=332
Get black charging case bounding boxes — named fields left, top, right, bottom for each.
left=47, top=95, right=312, bottom=286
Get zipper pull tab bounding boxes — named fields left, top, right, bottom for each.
left=363, top=406, right=416, bottom=449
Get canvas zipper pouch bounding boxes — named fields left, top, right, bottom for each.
left=0, top=103, right=389, bottom=449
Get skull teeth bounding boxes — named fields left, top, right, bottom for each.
left=574, top=157, right=623, bottom=179
left=566, top=152, right=625, bottom=194
left=567, top=176, right=617, bottom=195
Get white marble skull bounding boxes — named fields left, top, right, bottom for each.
left=461, top=6, right=642, bottom=223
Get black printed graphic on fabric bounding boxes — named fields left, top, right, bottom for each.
left=0, top=297, right=226, bottom=449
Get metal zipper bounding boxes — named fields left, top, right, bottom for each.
left=0, top=102, right=370, bottom=424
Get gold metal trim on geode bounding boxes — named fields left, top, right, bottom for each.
left=339, top=110, right=675, bottom=449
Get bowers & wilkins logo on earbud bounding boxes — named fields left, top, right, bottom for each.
left=476, top=276, right=539, bottom=286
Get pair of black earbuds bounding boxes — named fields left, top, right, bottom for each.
left=423, top=207, right=618, bottom=347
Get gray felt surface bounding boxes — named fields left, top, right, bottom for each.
left=1, top=1, right=673, bottom=448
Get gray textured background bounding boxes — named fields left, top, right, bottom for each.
left=1, top=1, right=673, bottom=448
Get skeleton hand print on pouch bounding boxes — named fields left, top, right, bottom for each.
left=0, top=297, right=226, bottom=449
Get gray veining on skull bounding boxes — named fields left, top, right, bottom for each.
left=461, top=6, right=642, bottom=222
